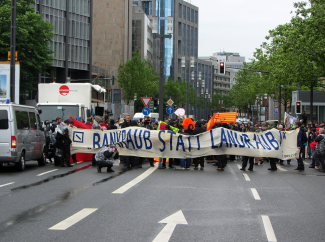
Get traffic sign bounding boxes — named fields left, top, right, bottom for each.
left=166, top=106, right=174, bottom=115
left=142, top=108, right=150, bottom=115
left=141, top=97, right=152, bottom=107
left=167, top=98, right=174, bottom=106
left=274, top=107, right=279, bottom=116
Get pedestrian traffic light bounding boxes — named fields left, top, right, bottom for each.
left=219, top=62, right=225, bottom=75
left=296, top=101, right=302, bottom=114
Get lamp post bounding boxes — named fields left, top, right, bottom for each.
left=198, top=71, right=202, bottom=120
left=134, top=93, right=137, bottom=115
left=10, top=0, right=17, bottom=103
left=152, top=16, right=173, bottom=121
left=201, top=79, right=205, bottom=120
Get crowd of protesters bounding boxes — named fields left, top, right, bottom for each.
left=44, top=113, right=325, bottom=174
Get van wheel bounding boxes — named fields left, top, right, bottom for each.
left=38, top=148, right=47, bottom=166
left=16, top=152, right=25, bottom=171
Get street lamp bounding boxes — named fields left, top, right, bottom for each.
left=198, top=71, right=202, bottom=120
left=201, top=79, right=205, bottom=120
left=134, top=93, right=137, bottom=115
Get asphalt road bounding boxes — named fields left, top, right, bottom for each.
left=0, top=158, right=324, bottom=242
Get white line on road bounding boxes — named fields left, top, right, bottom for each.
left=237, top=164, right=242, bottom=169
left=228, top=165, right=238, bottom=181
left=36, top=169, right=58, bottom=176
left=49, top=208, right=97, bottom=230
left=112, top=167, right=157, bottom=194
left=276, top=165, right=287, bottom=171
left=250, top=188, right=261, bottom=200
left=261, top=215, right=277, bottom=242
left=243, top=173, right=250, bottom=181
left=0, top=182, right=15, bottom=188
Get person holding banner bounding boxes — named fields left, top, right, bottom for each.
left=295, top=121, right=305, bottom=171
left=95, top=146, right=119, bottom=173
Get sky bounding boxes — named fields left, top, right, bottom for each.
left=189, top=0, right=307, bottom=61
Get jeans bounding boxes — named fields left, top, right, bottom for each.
left=311, top=149, right=315, bottom=166
left=180, top=158, right=191, bottom=168
left=158, top=157, right=166, bottom=167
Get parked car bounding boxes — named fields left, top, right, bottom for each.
left=0, top=103, right=47, bottom=171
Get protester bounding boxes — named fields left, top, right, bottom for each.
left=95, top=146, right=119, bottom=173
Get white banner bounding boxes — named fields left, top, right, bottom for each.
left=70, top=128, right=299, bottom=160
left=284, top=112, right=298, bottom=128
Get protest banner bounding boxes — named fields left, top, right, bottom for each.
left=70, top=127, right=299, bottom=160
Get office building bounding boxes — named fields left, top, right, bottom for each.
left=32, top=0, right=93, bottom=83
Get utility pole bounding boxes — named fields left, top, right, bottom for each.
left=10, top=0, right=17, bottom=103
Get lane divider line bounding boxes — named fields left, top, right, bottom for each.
left=261, top=215, right=277, bottom=242
left=49, top=208, right=98, bottom=230
left=250, top=188, right=261, bottom=200
left=237, top=164, right=242, bottom=169
left=37, top=169, right=58, bottom=176
left=0, top=182, right=15, bottom=188
left=112, top=167, right=157, bottom=194
left=243, top=173, right=250, bottom=181
left=276, top=165, right=287, bottom=171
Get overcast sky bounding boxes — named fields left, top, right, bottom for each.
left=189, top=0, right=305, bottom=61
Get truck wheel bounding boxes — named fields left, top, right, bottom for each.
left=16, top=152, right=25, bottom=171
left=38, top=148, right=47, bottom=166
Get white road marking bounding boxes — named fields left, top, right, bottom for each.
left=243, top=173, right=250, bottom=181
left=250, top=188, right=261, bottom=200
left=36, top=169, right=58, bottom=176
left=0, top=182, right=15, bottom=188
left=228, top=165, right=238, bottom=181
left=304, top=161, right=310, bottom=166
left=49, top=208, right=97, bottom=230
left=153, top=210, right=188, bottom=242
left=112, top=167, right=157, bottom=194
left=261, top=215, right=277, bottom=242
left=237, top=164, right=242, bottom=169
left=276, top=165, right=287, bottom=171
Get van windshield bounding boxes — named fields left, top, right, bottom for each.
left=0, top=110, right=8, bottom=129
left=38, top=105, right=79, bottom=122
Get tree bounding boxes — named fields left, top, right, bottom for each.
left=118, top=48, right=159, bottom=104
left=0, top=0, right=54, bottom=94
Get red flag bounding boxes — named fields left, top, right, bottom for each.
left=69, top=116, right=92, bottom=129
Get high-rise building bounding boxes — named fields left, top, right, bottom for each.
left=32, top=0, right=93, bottom=83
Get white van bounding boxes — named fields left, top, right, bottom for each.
left=0, top=103, right=47, bottom=171
left=133, top=112, right=159, bottom=120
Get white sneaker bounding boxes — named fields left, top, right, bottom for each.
left=180, top=167, right=185, bottom=170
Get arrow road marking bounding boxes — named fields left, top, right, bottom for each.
left=152, top=210, right=188, bottom=242
left=261, top=215, right=277, bottom=242
left=0, top=182, right=15, bottom=188
left=251, top=188, right=261, bottom=200
left=49, top=208, right=97, bottom=230
left=112, top=167, right=156, bottom=194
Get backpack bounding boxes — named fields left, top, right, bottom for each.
left=316, top=135, right=325, bottom=156
left=301, top=131, right=307, bottom=144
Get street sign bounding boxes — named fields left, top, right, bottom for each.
left=141, top=97, right=152, bottom=107
left=274, top=107, right=279, bottom=116
left=142, top=108, right=150, bottom=115
left=167, top=98, right=174, bottom=106
left=166, top=106, right=174, bottom=115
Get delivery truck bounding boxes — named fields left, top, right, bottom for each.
left=37, top=83, right=106, bottom=122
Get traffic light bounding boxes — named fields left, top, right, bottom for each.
left=296, top=101, right=302, bottom=114
left=154, top=99, right=158, bottom=112
left=219, top=62, right=225, bottom=75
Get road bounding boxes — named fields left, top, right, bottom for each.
left=0, top=158, right=324, bottom=242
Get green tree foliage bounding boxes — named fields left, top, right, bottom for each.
left=118, top=48, right=159, bottom=104
left=0, top=0, right=54, bottom=93
left=228, top=1, right=325, bottom=114
left=164, top=77, right=196, bottom=107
